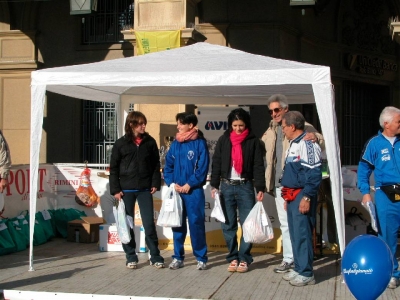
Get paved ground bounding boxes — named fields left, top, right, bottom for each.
left=0, top=238, right=400, bottom=300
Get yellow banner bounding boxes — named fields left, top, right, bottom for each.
left=135, top=30, right=180, bottom=55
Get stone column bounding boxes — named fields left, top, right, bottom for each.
left=121, top=0, right=206, bottom=148
left=0, top=30, right=41, bottom=164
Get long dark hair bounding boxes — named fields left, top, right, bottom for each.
left=124, top=111, right=147, bottom=140
left=227, top=108, right=252, bottom=131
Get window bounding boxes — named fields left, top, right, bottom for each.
left=82, top=101, right=134, bottom=166
left=82, top=0, right=134, bottom=44
left=82, top=101, right=117, bottom=165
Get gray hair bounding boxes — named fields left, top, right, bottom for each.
left=282, top=111, right=305, bottom=130
left=379, top=106, right=400, bottom=128
left=267, top=94, right=289, bottom=109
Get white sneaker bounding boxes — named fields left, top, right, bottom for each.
left=169, top=258, right=184, bottom=270
left=289, top=274, right=316, bottom=286
left=150, top=262, right=165, bottom=269
left=283, top=269, right=298, bottom=281
left=196, top=261, right=207, bottom=270
left=388, top=277, right=399, bottom=289
left=126, top=262, right=137, bottom=269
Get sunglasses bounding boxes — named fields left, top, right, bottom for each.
left=268, top=107, right=283, bottom=115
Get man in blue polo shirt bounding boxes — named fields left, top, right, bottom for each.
left=358, top=106, right=400, bottom=289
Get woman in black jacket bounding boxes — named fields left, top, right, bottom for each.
left=109, top=111, right=164, bottom=269
left=210, top=108, right=265, bottom=273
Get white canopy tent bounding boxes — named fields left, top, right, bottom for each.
left=30, top=42, right=343, bottom=270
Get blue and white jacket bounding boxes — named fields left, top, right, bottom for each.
left=358, top=130, right=400, bottom=195
left=280, top=132, right=322, bottom=198
left=163, top=136, right=210, bottom=189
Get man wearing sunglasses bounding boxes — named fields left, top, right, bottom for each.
left=261, top=94, right=324, bottom=274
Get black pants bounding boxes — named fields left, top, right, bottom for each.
left=122, top=191, right=164, bottom=264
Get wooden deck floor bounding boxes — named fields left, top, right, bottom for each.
left=1, top=238, right=400, bottom=300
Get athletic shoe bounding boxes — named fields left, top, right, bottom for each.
left=227, top=260, right=238, bottom=272
left=388, top=277, right=399, bottom=289
left=236, top=261, right=249, bottom=273
left=274, top=261, right=294, bottom=273
left=282, top=269, right=299, bottom=281
left=289, top=274, right=316, bottom=287
left=169, top=258, right=184, bottom=270
left=196, top=261, right=207, bottom=270
left=150, top=262, right=165, bottom=269
left=126, top=262, right=137, bottom=269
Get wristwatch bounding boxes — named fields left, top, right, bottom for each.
left=302, top=196, right=311, bottom=202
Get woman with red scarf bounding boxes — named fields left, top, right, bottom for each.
left=210, top=108, right=265, bottom=273
left=109, top=111, right=164, bottom=270
left=163, top=112, right=210, bottom=271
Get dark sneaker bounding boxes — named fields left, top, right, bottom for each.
left=169, top=258, right=184, bottom=270
left=274, top=261, right=294, bottom=273
left=227, top=260, right=238, bottom=272
left=388, top=277, right=399, bottom=289
left=150, top=262, right=165, bottom=269
left=289, top=274, right=316, bottom=286
left=236, top=261, right=249, bottom=273
left=126, top=262, right=137, bottom=269
left=196, top=261, right=207, bottom=270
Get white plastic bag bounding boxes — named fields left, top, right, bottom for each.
left=157, top=184, right=183, bottom=227
left=211, top=192, right=225, bottom=223
left=113, top=200, right=131, bottom=244
left=362, top=201, right=378, bottom=232
left=242, top=201, right=274, bottom=244
left=342, top=167, right=357, bottom=187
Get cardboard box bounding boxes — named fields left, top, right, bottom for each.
left=345, top=224, right=367, bottom=246
left=67, top=217, right=105, bottom=243
left=99, top=224, right=142, bottom=252
left=99, top=224, right=124, bottom=252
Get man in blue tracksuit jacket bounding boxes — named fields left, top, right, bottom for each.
left=358, top=106, right=400, bottom=289
left=280, top=111, right=322, bottom=287
left=163, top=112, right=210, bottom=270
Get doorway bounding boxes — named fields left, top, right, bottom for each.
left=340, top=81, right=390, bottom=165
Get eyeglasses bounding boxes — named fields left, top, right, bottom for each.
left=137, top=121, right=147, bottom=126
left=269, top=107, right=283, bottom=115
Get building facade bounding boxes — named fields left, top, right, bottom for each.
left=0, top=0, right=399, bottom=166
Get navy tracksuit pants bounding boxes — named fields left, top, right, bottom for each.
left=287, top=192, right=317, bottom=277
left=171, top=187, right=208, bottom=263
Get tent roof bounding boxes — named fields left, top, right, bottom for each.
left=32, top=43, right=329, bottom=104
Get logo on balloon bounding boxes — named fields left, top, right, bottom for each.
left=342, top=262, right=373, bottom=275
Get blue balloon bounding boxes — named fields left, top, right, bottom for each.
left=342, top=234, right=393, bottom=300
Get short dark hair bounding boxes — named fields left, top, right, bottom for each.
left=227, top=108, right=251, bottom=131
left=282, top=111, right=305, bottom=130
left=176, top=112, right=198, bottom=126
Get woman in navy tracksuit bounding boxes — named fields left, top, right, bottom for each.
left=163, top=112, right=210, bottom=270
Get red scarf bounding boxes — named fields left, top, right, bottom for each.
left=230, top=128, right=249, bottom=174
left=133, top=135, right=143, bottom=146
left=176, top=127, right=198, bottom=142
